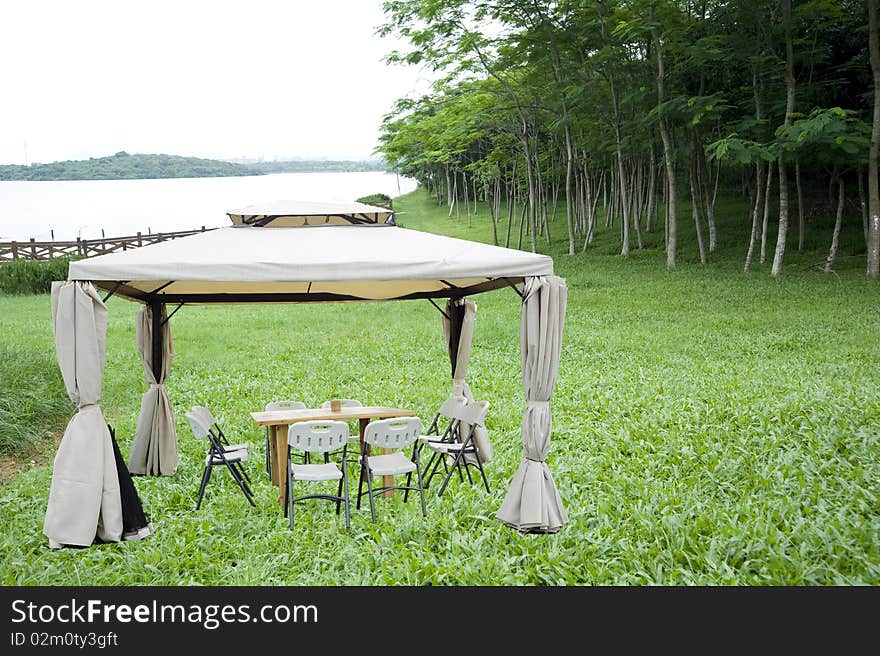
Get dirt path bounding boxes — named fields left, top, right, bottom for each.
left=0, top=431, right=61, bottom=485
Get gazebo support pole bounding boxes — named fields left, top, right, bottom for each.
left=150, top=299, right=163, bottom=381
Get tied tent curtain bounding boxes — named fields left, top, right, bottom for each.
left=128, top=304, right=178, bottom=476
left=442, top=298, right=492, bottom=462
left=496, top=275, right=568, bottom=533
left=45, top=281, right=123, bottom=547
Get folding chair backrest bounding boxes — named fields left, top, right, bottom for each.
left=185, top=410, right=212, bottom=439
left=364, top=417, right=423, bottom=450
left=320, top=399, right=363, bottom=409
left=190, top=405, right=219, bottom=429
left=459, top=400, right=490, bottom=427
left=266, top=400, right=307, bottom=411
left=438, top=396, right=468, bottom=420
left=288, top=421, right=349, bottom=453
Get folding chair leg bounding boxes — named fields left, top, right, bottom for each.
left=336, top=477, right=344, bottom=515
left=265, top=429, right=271, bottom=475
left=463, top=458, right=474, bottom=485
left=437, top=446, right=467, bottom=497
left=342, top=468, right=351, bottom=529
left=196, top=465, right=212, bottom=510
left=357, top=464, right=365, bottom=510
left=421, top=451, right=436, bottom=488
left=227, top=461, right=256, bottom=507
left=234, top=460, right=252, bottom=485
left=474, top=452, right=490, bottom=493
left=424, top=450, right=444, bottom=489
left=415, top=461, right=427, bottom=518
left=365, top=467, right=377, bottom=524
left=403, top=471, right=412, bottom=503
left=287, top=462, right=295, bottom=530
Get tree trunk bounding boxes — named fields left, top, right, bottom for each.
left=772, top=0, right=796, bottom=277
left=653, top=17, right=676, bottom=270
left=632, top=163, right=644, bottom=249
left=646, top=143, right=657, bottom=233
left=463, top=171, right=471, bottom=225
left=696, top=130, right=716, bottom=252
left=824, top=175, right=845, bottom=273
left=521, top=130, right=538, bottom=253
left=488, top=177, right=500, bottom=246
left=690, top=159, right=707, bottom=265
left=446, top=164, right=453, bottom=210
left=868, top=0, right=880, bottom=278
left=761, top=161, right=774, bottom=264
left=856, top=167, right=868, bottom=247
left=745, top=159, right=765, bottom=273
left=506, top=160, right=517, bottom=248
left=564, top=125, right=575, bottom=255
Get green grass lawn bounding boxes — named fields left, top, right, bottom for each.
left=0, top=188, right=878, bottom=584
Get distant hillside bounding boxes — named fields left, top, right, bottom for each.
left=0, top=152, right=389, bottom=181
left=0, top=151, right=260, bottom=181
left=250, top=159, right=387, bottom=174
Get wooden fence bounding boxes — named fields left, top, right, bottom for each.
left=0, top=226, right=214, bottom=262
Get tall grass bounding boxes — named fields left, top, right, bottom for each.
left=0, top=188, right=877, bottom=585
left=0, top=257, right=74, bottom=295
left=0, top=344, right=70, bottom=454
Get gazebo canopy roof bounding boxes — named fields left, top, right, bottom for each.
left=69, top=216, right=554, bottom=304
left=226, top=199, right=395, bottom=227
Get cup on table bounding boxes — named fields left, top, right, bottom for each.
left=330, top=399, right=342, bottom=412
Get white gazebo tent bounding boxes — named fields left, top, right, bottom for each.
left=46, top=200, right=568, bottom=547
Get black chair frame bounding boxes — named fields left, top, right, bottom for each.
left=285, top=444, right=351, bottom=530
left=423, top=421, right=491, bottom=497
left=357, top=442, right=427, bottom=523
left=196, top=428, right=256, bottom=510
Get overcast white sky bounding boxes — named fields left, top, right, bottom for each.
left=0, top=0, right=432, bottom=165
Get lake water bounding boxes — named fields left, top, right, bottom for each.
left=0, top=171, right=417, bottom=241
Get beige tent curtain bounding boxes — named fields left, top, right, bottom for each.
left=128, top=305, right=178, bottom=476
left=442, top=298, right=492, bottom=462
left=496, top=275, right=568, bottom=533
left=45, top=281, right=123, bottom=547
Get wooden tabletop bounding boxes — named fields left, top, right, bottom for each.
left=250, top=405, right=417, bottom=426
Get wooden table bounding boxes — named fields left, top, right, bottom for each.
left=250, top=406, right=418, bottom=507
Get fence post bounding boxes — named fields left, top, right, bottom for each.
left=11, top=241, right=18, bottom=259
left=76, top=237, right=83, bottom=256
left=137, top=231, right=143, bottom=246
left=30, top=238, right=37, bottom=259
left=201, top=225, right=206, bottom=231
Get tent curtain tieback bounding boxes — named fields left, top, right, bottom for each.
left=128, top=305, right=179, bottom=476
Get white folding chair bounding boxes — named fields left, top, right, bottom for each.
left=424, top=399, right=491, bottom=496
left=286, top=420, right=351, bottom=530
left=190, top=405, right=252, bottom=486
left=185, top=409, right=255, bottom=510
left=265, top=400, right=307, bottom=471
left=357, top=416, right=426, bottom=523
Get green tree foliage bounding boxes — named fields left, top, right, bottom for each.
left=377, top=0, right=875, bottom=276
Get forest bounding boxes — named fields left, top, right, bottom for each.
left=376, top=0, right=880, bottom=277
left=0, top=151, right=387, bottom=181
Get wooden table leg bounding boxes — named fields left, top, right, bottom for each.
left=273, top=425, right=287, bottom=507
left=269, top=425, right=279, bottom=485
